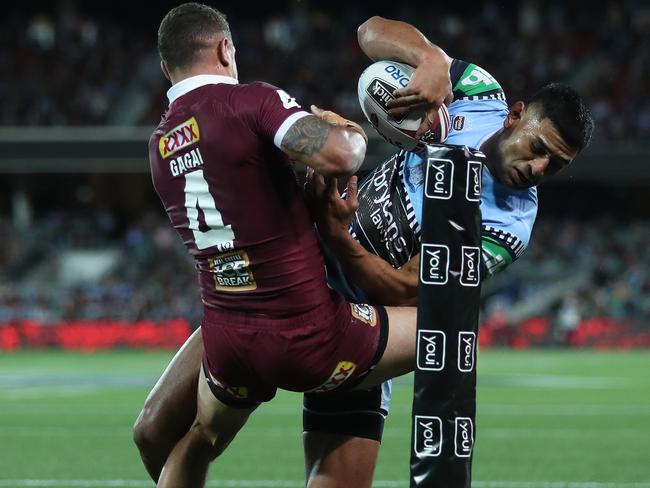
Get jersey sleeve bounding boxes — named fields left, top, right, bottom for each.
left=481, top=232, right=515, bottom=278
left=450, top=59, right=506, bottom=101
left=242, top=82, right=311, bottom=149
left=480, top=199, right=537, bottom=278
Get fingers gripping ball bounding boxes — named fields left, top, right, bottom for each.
left=357, top=60, right=450, bottom=151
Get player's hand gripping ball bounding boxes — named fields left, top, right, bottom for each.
left=358, top=60, right=450, bottom=151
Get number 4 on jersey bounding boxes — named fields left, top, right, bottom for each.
left=276, top=89, right=301, bottom=109
left=185, top=169, right=235, bottom=250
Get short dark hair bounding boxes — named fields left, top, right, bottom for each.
left=528, top=83, right=595, bottom=152
left=158, top=3, right=231, bottom=72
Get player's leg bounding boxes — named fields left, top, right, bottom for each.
left=354, top=306, right=417, bottom=389
left=303, top=383, right=390, bottom=488
left=304, top=433, right=380, bottom=488
left=301, top=305, right=416, bottom=488
left=133, top=327, right=203, bottom=481
left=157, top=363, right=257, bottom=488
left=302, top=299, right=399, bottom=488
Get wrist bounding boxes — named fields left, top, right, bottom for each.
left=416, top=44, right=450, bottom=68
left=322, top=227, right=361, bottom=255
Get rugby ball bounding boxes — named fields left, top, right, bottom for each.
left=358, top=60, right=450, bottom=151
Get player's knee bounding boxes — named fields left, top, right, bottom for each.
left=189, top=422, right=233, bottom=461
left=132, top=403, right=163, bottom=452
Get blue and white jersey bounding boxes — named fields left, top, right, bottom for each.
left=351, top=59, right=538, bottom=276
left=325, top=60, right=540, bottom=418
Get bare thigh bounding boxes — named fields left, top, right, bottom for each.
left=156, top=365, right=257, bottom=488
left=142, top=327, right=202, bottom=422
left=194, top=363, right=257, bottom=446
left=304, top=432, right=379, bottom=488
left=354, top=306, right=417, bottom=389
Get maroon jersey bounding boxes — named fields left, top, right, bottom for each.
left=149, top=75, right=330, bottom=315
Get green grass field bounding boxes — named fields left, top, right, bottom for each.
left=1, top=349, right=649, bottom=488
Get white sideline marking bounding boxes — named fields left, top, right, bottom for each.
left=1, top=480, right=649, bottom=488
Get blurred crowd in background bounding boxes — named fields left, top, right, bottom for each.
left=2, top=1, right=650, bottom=141
left=0, top=213, right=201, bottom=327
left=2, top=211, right=650, bottom=346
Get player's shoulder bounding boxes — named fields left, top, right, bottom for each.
left=450, top=59, right=506, bottom=102
left=183, top=81, right=278, bottom=103
left=231, top=81, right=299, bottom=109
left=235, top=80, right=282, bottom=96
left=150, top=108, right=180, bottom=143
left=481, top=168, right=537, bottom=243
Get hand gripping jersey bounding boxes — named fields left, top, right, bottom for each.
left=149, top=75, right=331, bottom=316
left=351, top=59, right=538, bottom=277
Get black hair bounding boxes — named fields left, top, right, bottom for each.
left=527, top=83, right=594, bottom=152
left=158, top=3, right=231, bottom=72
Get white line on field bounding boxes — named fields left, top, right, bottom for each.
left=0, top=480, right=649, bottom=488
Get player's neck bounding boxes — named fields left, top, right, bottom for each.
left=170, top=65, right=236, bottom=85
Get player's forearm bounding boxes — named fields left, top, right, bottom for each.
left=357, top=16, right=451, bottom=70
left=325, top=232, right=418, bottom=306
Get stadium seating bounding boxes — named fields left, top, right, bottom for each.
left=1, top=3, right=649, bottom=141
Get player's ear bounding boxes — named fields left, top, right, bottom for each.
left=504, top=101, right=525, bottom=129
left=160, top=61, right=171, bottom=82
left=217, top=37, right=233, bottom=67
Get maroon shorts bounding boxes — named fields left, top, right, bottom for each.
left=201, top=291, right=389, bottom=408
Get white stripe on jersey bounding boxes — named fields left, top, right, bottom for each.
left=273, top=111, right=311, bottom=148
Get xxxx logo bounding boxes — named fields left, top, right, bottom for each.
left=308, top=361, right=357, bottom=393
left=159, top=116, right=200, bottom=158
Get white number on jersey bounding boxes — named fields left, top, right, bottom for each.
left=276, top=89, right=301, bottom=109
left=184, top=170, right=234, bottom=250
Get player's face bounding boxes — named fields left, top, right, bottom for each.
left=496, top=105, right=577, bottom=189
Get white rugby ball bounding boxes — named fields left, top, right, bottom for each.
left=358, top=60, right=450, bottom=151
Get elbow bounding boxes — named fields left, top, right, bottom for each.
left=321, top=131, right=367, bottom=177
left=358, top=16, right=383, bottom=33
left=336, top=138, right=367, bottom=177
left=326, top=150, right=365, bottom=178
left=357, top=16, right=383, bottom=49
left=357, top=17, right=371, bottom=43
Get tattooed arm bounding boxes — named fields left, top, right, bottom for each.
left=280, top=107, right=367, bottom=178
